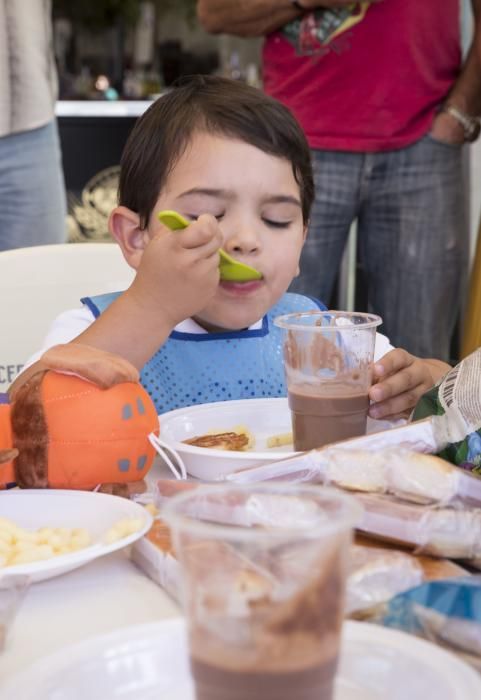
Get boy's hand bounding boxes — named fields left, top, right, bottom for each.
left=368, top=349, right=449, bottom=420
left=128, top=214, right=222, bottom=328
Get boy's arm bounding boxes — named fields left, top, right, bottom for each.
left=67, top=282, right=170, bottom=374
left=8, top=344, right=140, bottom=399
left=70, top=290, right=174, bottom=370
left=71, top=214, right=222, bottom=370
left=11, top=214, right=223, bottom=383
left=12, top=280, right=183, bottom=385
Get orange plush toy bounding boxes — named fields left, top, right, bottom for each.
left=0, top=345, right=159, bottom=495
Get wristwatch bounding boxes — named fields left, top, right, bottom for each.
left=442, top=104, right=481, bottom=143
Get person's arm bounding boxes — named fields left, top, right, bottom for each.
left=197, top=0, right=381, bottom=38
left=430, top=0, right=481, bottom=143
left=197, top=0, right=300, bottom=37
left=70, top=289, right=174, bottom=371
left=71, top=214, right=223, bottom=370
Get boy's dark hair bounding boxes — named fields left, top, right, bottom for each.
left=119, top=75, right=314, bottom=228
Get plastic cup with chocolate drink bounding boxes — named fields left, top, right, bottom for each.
left=162, top=483, right=361, bottom=700
left=274, top=310, right=382, bottom=451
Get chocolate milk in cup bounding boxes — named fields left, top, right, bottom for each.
left=162, top=484, right=361, bottom=700
left=274, top=311, right=382, bottom=451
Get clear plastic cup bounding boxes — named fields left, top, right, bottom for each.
left=162, top=483, right=361, bottom=700
left=274, top=310, right=382, bottom=450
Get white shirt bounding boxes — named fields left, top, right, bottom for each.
left=26, top=305, right=394, bottom=367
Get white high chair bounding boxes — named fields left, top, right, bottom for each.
left=0, top=243, right=135, bottom=390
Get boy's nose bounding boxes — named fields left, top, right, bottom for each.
left=224, top=226, right=260, bottom=256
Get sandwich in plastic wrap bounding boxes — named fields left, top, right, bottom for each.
left=226, top=349, right=481, bottom=559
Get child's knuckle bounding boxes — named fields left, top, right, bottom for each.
left=403, top=366, right=417, bottom=387
left=405, top=389, right=419, bottom=406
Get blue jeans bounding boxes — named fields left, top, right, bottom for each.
left=289, top=135, right=468, bottom=360
left=0, top=120, right=67, bottom=251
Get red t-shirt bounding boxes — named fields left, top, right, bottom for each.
left=263, top=0, right=461, bottom=152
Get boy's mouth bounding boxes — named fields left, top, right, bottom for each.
left=219, top=279, right=264, bottom=295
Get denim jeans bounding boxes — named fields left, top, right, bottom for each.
left=0, top=120, right=67, bottom=251
left=289, top=134, right=468, bottom=361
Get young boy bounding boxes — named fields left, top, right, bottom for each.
left=22, top=75, right=449, bottom=417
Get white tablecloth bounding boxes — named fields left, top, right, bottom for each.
left=0, top=548, right=180, bottom=682
left=0, top=458, right=183, bottom=683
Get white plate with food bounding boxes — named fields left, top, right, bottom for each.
left=1, top=617, right=479, bottom=700
left=0, top=490, right=152, bottom=584
left=157, top=397, right=402, bottom=481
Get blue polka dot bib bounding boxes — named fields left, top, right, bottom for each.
left=82, top=292, right=324, bottom=413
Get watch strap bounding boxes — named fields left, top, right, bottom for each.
left=443, top=105, right=481, bottom=142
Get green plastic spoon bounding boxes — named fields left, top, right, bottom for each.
left=158, top=210, right=263, bottom=283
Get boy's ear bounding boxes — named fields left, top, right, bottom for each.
left=109, top=206, right=150, bottom=269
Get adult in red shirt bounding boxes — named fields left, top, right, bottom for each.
left=198, top=0, right=481, bottom=361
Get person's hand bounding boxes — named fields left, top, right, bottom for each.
left=298, top=0, right=383, bottom=9
left=429, top=111, right=465, bottom=145
left=368, top=349, right=442, bottom=420
left=127, top=213, right=222, bottom=328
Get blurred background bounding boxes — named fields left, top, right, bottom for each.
left=51, top=1, right=479, bottom=260
left=51, top=0, right=262, bottom=242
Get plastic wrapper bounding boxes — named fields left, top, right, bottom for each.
left=379, top=576, right=481, bottom=671
left=131, top=518, right=181, bottom=601
left=154, top=479, right=328, bottom=529
left=226, top=419, right=441, bottom=485
left=228, top=446, right=481, bottom=561
left=153, top=479, right=481, bottom=562
left=346, top=545, right=424, bottom=617
left=133, top=485, right=425, bottom=615
left=413, top=348, right=481, bottom=471
left=356, top=493, right=481, bottom=561
left=228, top=447, right=481, bottom=509
left=133, top=527, right=424, bottom=615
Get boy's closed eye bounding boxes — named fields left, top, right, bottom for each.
left=187, top=213, right=291, bottom=228
left=263, top=218, right=291, bottom=228
left=262, top=202, right=299, bottom=229
left=185, top=213, right=224, bottom=222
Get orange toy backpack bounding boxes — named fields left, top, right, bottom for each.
left=0, top=344, right=159, bottom=495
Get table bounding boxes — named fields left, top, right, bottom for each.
left=2, top=540, right=466, bottom=685
left=0, top=549, right=180, bottom=682
left=1, top=462, right=179, bottom=682
left=0, top=475, right=469, bottom=685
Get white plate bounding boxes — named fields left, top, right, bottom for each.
left=0, top=490, right=152, bottom=584
left=158, top=397, right=402, bottom=481
left=1, top=618, right=479, bottom=700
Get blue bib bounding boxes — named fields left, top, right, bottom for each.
left=82, top=292, right=325, bottom=413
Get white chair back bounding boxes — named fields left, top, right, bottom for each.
left=0, top=243, right=135, bottom=390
